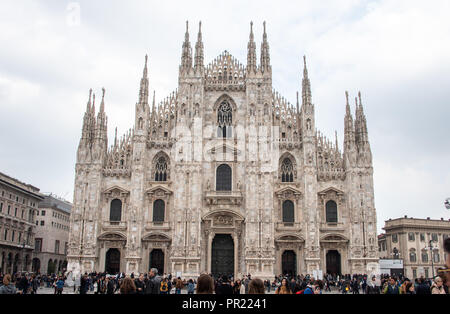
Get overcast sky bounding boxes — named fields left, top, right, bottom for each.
left=1, top=0, right=449, bottom=233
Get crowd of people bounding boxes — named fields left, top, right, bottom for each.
left=1, top=238, right=449, bottom=295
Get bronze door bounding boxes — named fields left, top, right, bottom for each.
left=149, top=249, right=164, bottom=274
left=211, top=234, right=234, bottom=278
left=282, top=250, right=297, bottom=277
left=105, top=248, right=120, bottom=274
left=326, top=250, right=341, bottom=275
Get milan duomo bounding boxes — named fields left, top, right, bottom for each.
left=67, top=21, right=379, bottom=280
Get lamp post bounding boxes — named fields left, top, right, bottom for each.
left=428, top=240, right=435, bottom=279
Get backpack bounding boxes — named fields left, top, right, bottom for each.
left=160, top=281, right=168, bottom=292
left=296, top=289, right=305, bottom=294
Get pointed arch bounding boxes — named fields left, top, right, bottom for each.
left=279, top=152, right=297, bottom=182
left=152, top=151, right=170, bottom=181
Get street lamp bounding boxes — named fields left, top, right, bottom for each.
left=427, top=240, right=436, bottom=279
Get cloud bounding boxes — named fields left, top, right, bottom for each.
left=1, top=0, right=449, bottom=233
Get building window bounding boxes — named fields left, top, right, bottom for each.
left=7, top=205, right=10, bottom=215
left=216, top=164, right=232, bottom=191
left=55, top=240, right=60, bottom=254
left=408, top=232, right=415, bottom=241
left=217, top=101, right=232, bottom=138
left=420, top=233, right=425, bottom=242
left=392, top=234, right=398, bottom=243
left=431, top=233, right=438, bottom=242
left=64, top=242, right=68, bottom=255
left=0, top=202, right=2, bottom=212
left=4, top=229, right=7, bottom=241
left=443, top=234, right=449, bottom=243
left=18, top=232, right=21, bottom=243
left=325, top=200, right=338, bottom=223
left=154, top=156, right=168, bottom=181
left=109, top=199, right=122, bottom=222
left=40, top=220, right=44, bottom=226
left=282, top=200, right=295, bottom=223
left=422, top=252, right=428, bottom=262
left=41, top=210, right=45, bottom=216
left=153, top=199, right=165, bottom=222
left=413, top=269, right=417, bottom=278
left=280, top=158, right=294, bottom=182
left=433, top=252, right=440, bottom=263
left=35, top=238, right=42, bottom=252
left=21, top=210, right=24, bottom=219
left=409, top=251, right=416, bottom=262
left=11, top=231, right=15, bottom=242
left=424, top=268, right=429, bottom=279
left=14, top=208, right=17, bottom=216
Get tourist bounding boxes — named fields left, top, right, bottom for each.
left=365, top=276, right=379, bottom=294
left=145, top=268, right=161, bottom=294
left=430, top=276, right=446, bottom=294
left=55, top=276, right=64, bottom=295
left=120, top=277, right=136, bottom=294
left=383, top=277, right=400, bottom=294
left=135, top=273, right=146, bottom=295
left=216, top=275, right=234, bottom=294
left=248, top=278, right=265, bottom=294
left=443, top=238, right=450, bottom=290
left=187, top=279, right=195, bottom=294
left=0, top=274, right=16, bottom=294
left=275, top=278, right=292, bottom=294
left=405, top=282, right=415, bottom=294
left=415, top=277, right=431, bottom=295
left=160, top=278, right=169, bottom=294
left=175, top=277, right=183, bottom=294
left=233, top=279, right=241, bottom=294
left=196, top=274, right=214, bottom=294
left=106, top=276, right=115, bottom=294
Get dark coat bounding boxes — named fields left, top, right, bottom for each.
left=135, top=279, right=146, bottom=294
left=215, top=283, right=234, bottom=295
left=365, top=284, right=380, bottom=294
left=106, top=280, right=115, bottom=294
left=145, top=275, right=161, bottom=294
left=415, top=283, right=431, bottom=295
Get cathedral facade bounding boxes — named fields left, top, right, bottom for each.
left=67, top=22, right=379, bottom=279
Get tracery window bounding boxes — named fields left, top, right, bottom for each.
left=217, top=101, right=232, bottom=138
left=325, top=200, right=338, bottom=223
left=281, top=158, right=294, bottom=182
left=282, top=200, right=295, bottom=223
left=409, top=250, right=416, bottom=262
left=421, top=251, right=428, bottom=262
left=154, top=156, right=168, bottom=181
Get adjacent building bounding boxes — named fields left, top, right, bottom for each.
left=34, top=194, right=72, bottom=274
left=379, top=216, right=450, bottom=279
left=0, top=172, right=44, bottom=274
left=68, top=21, right=379, bottom=279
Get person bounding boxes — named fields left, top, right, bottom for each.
left=313, top=280, right=323, bottom=294
left=248, top=278, right=265, bottom=294
left=383, top=277, right=400, bottom=294
left=160, top=278, right=169, bottom=294
left=120, top=277, right=136, bottom=294
left=80, top=273, right=88, bottom=294
left=400, top=278, right=410, bottom=294
left=405, top=282, right=415, bottom=294
left=216, top=275, right=234, bottom=294
left=55, top=276, right=64, bottom=295
left=196, top=274, right=214, bottom=294
left=443, top=238, right=450, bottom=290
left=135, top=273, right=146, bottom=295
left=18, top=273, right=30, bottom=294
left=31, top=274, right=39, bottom=294
left=188, top=279, right=195, bottom=294
left=0, top=274, right=17, bottom=294
left=244, top=276, right=250, bottom=294
left=233, top=279, right=241, bottom=294
left=365, top=276, right=379, bottom=294
left=430, top=276, right=446, bottom=294
left=415, top=277, right=431, bottom=295
left=97, top=275, right=106, bottom=294
left=145, top=268, right=161, bottom=294
left=303, top=280, right=314, bottom=294
left=175, top=277, right=183, bottom=294
left=106, top=276, right=115, bottom=294
left=275, top=278, right=292, bottom=294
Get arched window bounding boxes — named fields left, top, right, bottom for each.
left=154, top=156, right=168, bottom=181
left=110, top=199, right=122, bottom=222
left=409, top=250, right=417, bottom=262
left=325, top=200, right=338, bottom=223
left=281, top=158, right=294, bottom=182
left=153, top=200, right=165, bottom=222
left=282, top=200, right=295, bottom=223
left=421, top=251, right=428, bottom=262
left=433, top=252, right=440, bottom=263
left=217, top=101, right=232, bottom=138
left=216, top=164, right=232, bottom=191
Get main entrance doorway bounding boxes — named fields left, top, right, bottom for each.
left=211, top=234, right=234, bottom=279
left=282, top=250, right=297, bottom=277
left=326, top=250, right=341, bottom=275
left=105, top=248, right=120, bottom=274
left=149, top=249, right=164, bottom=274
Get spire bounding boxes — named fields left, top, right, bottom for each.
left=302, top=56, right=312, bottom=106
left=86, top=89, right=92, bottom=113
left=247, top=21, right=257, bottom=73
left=138, top=55, right=149, bottom=105
left=296, top=91, right=299, bottom=112
left=100, top=87, right=105, bottom=113
left=194, top=21, right=204, bottom=71
left=344, top=91, right=355, bottom=150
left=181, top=20, right=193, bottom=70
left=260, top=21, right=270, bottom=73
left=114, top=127, right=118, bottom=147
left=91, top=93, right=96, bottom=115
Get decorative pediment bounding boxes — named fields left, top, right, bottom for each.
left=275, top=234, right=305, bottom=242
left=204, top=190, right=243, bottom=206
left=318, top=187, right=345, bottom=204
left=206, top=144, right=242, bottom=157
left=98, top=232, right=127, bottom=241
left=103, top=186, right=130, bottom=199
left=275, top=186, right=302, bottom=199
left=320, top=233, right=349, bottom=243
left=318, top=187, right=344, bottom=196
left=142, top=232, right=171, bottom=242
left=202, top=209, right=245, bottom=225
left=145, top=185, right=173, bottom=197
left=205, top=51, right=246, bottom=91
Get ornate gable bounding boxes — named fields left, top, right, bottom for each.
left=205, top=51, right=246, bottom=91
left=275, top=185, right=302, bottom=200
left=145, top=185, right=173, bottom=197
left=318, top=187, right=345, bottom=204
left=103, top=186, right=130, bottom=200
